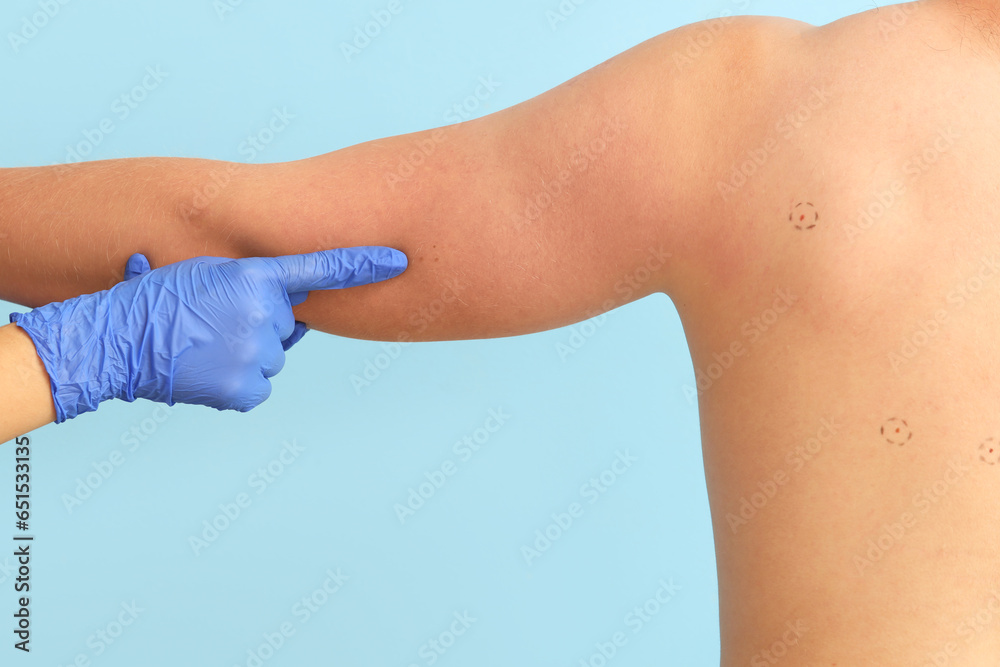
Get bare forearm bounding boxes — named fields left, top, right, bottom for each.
left=0, top=324, right=55, bottom=442
left=0, top=158, right=229, bottom=306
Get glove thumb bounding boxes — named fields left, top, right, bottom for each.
left=282, top=321, right=309, bottom=351
left=124, top=253, right=152, bottom=281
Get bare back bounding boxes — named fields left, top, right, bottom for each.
left=684, top=2, right=1000, bottom=664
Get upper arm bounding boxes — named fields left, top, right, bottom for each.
left=199, top=16, right=809, bottom=342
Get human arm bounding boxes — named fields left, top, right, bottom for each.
left=0, top=17, right=805, bottom=341
left=0, top=324, right=58, bottom=443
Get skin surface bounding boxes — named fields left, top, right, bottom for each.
left=691, top=2, right=1000, bottom=664
left=2, top=1, right=1000, bottom=662
left=0, top=324, right=56, bottom=441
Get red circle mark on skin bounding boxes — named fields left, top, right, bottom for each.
left=881, top=417, right=912, bottom=445
left=792, top=203, right=819, bottom=230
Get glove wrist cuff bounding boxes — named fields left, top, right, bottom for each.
left=10, top=290, right=127, bottom=422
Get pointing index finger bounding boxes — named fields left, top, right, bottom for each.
left=270, top=247, right=408, bottom=293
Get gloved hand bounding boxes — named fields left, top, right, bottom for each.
left=121, top=253, right=312, bottom=350
left=10, top=247, right=407, bottom=422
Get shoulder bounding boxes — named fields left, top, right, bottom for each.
left=621, top=16, right=818, bottom=297
left=659, top=14, right=814, bottom=71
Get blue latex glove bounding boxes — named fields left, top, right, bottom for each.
left=123, top=253, right=312, bottom=350
left=10, top=247, right=407, bottom=422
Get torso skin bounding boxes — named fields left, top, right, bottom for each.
left=684, top=2, right=1000, bottom=663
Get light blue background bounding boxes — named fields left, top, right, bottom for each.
left=0, top=1, right=865, bottom=665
